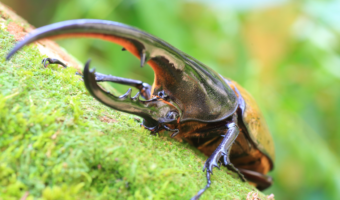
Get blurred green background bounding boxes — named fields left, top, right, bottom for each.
left=2, top=0, right=340, bottom=199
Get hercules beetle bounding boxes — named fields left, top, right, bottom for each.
left=7, top=19, right=274, bottom=199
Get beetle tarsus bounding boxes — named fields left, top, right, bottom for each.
left=41, top=57, right=67, bottom=68
left=191, top=171, right=212, bottom=200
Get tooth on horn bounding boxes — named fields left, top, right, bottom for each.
left=140, top=50, right=150, bottom=68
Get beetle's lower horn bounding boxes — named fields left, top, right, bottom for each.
left=83, top=60, right=158, bottom=127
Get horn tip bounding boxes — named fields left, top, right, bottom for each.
left=84, top=59, right=96, bottom=73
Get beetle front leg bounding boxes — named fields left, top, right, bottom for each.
left=191, top=113, right=242, bottom=200
left=93, top=72, right=152, bottom=100
left=40, top=57, right=152, bottom=99
left=79, top=70, right=152, bottom=100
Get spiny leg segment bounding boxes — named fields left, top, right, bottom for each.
left=93, top=72, right=151, bottom=100
left=191, top=113, right=246, bottom=200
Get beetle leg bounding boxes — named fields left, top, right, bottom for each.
left=40, top=57, right=152, bottom=100
left=238, top=168, right=273, bottom=190
left=163, top=125, right=179, bottom=137
left=202, top=115, right=239, bottom=175
left=41, top=57, right=67, bottom=68
left=192, top=113, right=240, bottom=200
left=93, top=72, right=152, bottom=100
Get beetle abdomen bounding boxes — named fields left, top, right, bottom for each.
left=226, top=80, right=275, bottom=171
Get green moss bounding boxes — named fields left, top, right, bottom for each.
left=0, top=26, right=265, bottom=199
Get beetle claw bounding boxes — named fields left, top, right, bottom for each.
left=203, top=157, right=220, bottom=176
left=222, top=154, right=228, bottom=166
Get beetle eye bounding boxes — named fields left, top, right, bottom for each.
left=158, top=91, right=164, bottom=97
left=158, top=90, right=168, bottom=98
left=166, top=111, right=178, bottom=120
left=158, top=90, right=169, bottom=100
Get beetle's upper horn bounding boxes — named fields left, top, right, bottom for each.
left=6, top=19, right=157, bottom=65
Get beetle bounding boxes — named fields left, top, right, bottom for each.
left=7, top=19, right=274, bottom=199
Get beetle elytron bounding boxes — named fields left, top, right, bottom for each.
left=7, top=19, right=274, bottom=199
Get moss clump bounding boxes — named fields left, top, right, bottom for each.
left=0, top=26, right=266, bottom=200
